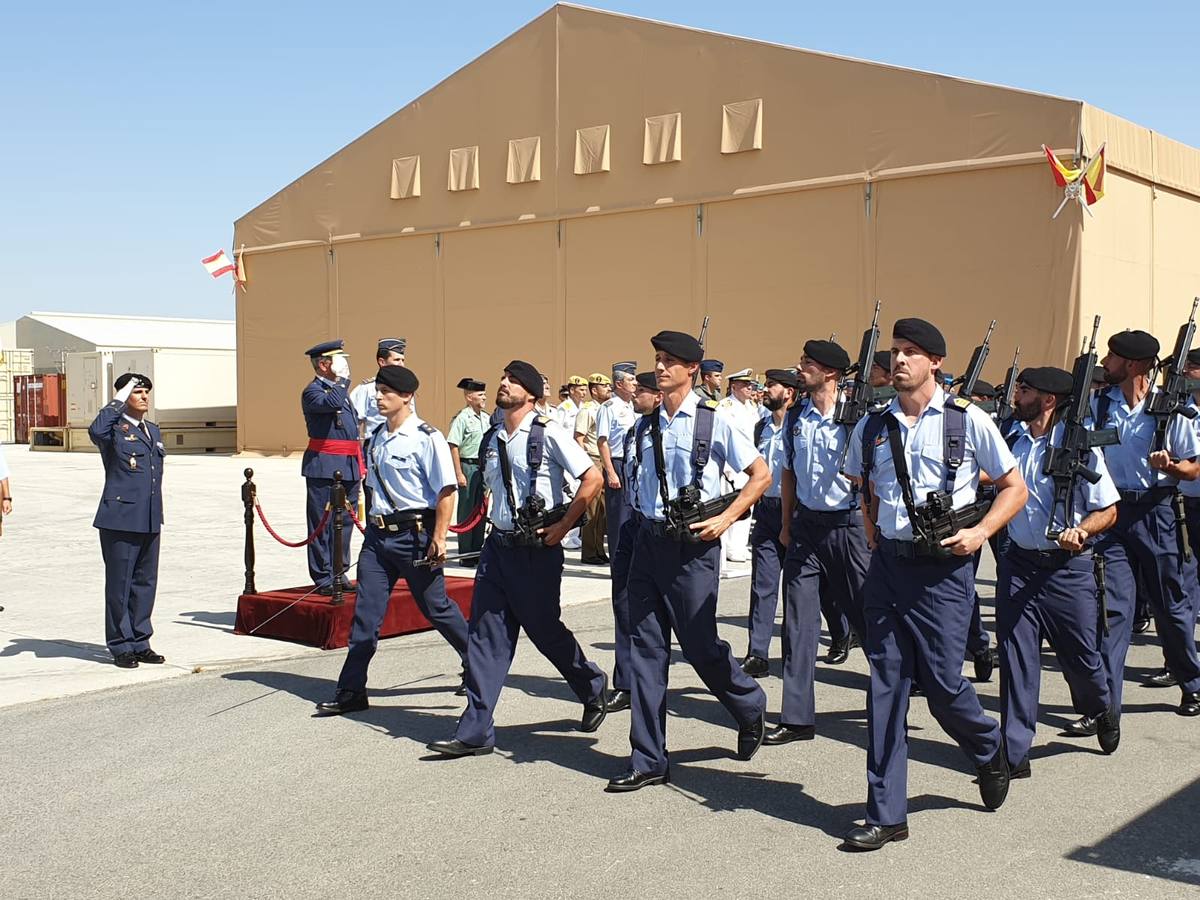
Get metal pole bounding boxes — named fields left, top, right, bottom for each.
left=331, top=470, right=345, bottom=606
left=242, top=468, right=257, bottom=594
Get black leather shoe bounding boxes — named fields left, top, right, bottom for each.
left=581, top=675, right=609, bottom=733
left=976, top=746, right=1011, bottom=810
left=1145, top=668, right=1179, bottom=688
left=737, top=711, right=766, bottom=761
left=454, top=680, right=468, bottom=697
left=605, top=689, right=631, bottom=712
left=604, top=768, right=670, bottom=793
left=825, top=640, right=850, bottom=666
left=1096, top=709, right=1121, bottom=753
left=1063, top=714, right=1099, bottom=737
left=1009, top=757, right=1031, bottom=780
left=740, top=654, right=769, bottom=678
left=316, top=584, right=335, bottom=596
left=973, top=648, right=997, bottom=683
left=842, top=823, right=909, bottom=851
left=315, top=690, right=368, bottom=716
left=134, top=649, right=165, bottom=664
left=1179, top=692, right=1200, bottom=717
left=113, top=653, right=139, bottom=669
left=910, top=682, right=925, bottom=697
left=1132, top=617, right=1151, bottom=634
left=764, top=723, right=815, bottom=745
left=580, top=556, right=610, bottom=566
left=426, top=738, right=493, bottom=757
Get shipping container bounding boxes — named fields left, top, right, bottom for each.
left=66, top=351, right=114, bottom=428
left=0, top=349, right=35, bottom=443
left=111, top=348, right=236, bottom=426
left=14, top=373, right=66, bottom=443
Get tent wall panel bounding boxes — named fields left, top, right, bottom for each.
left=1080, top=170, right=1156, bottom=335
left=1151, top=187, right=1200, bottom=325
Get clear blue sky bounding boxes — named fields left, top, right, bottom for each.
left=1, top=1, right=1196, bottom=325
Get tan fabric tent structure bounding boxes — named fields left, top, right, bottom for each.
left=233, top=4, right=1200, bottom=454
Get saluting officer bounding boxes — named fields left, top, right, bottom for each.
left=316, top=365, right=470, bottom=715
left=741, top=368, right=799, bottom=678
left=447, top=377, right=490, bottom=559
left=301, top=340, right=362, bottom=594
left=427, top=361, right=608, bottom=757
left=350, top=338, right=408, bottom=436
left=606, top=331, right=771, bottom=793
left=843, top=318, right=1028, bottom=851
left=1074, top=329, right=1200, bottom=731
left=604, top=371, right=662, bottom=714
left=88, top=373, right=166, bottom=668
left=998, top=366, right=1121, bottom=778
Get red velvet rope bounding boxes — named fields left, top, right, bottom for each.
left=344, top=502, right=367, bottom=535
left=255, top=503, right=331, bottom=548
left=449, top=499, right=486, bottom=534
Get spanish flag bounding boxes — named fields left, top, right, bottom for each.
left=1042, top=145, right=1081, bottom=187
left=1082, top=143, right=1106, bottom=205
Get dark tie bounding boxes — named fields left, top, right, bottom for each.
left=139, top=422, right=150, bottom=440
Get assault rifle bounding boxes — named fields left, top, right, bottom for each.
left=692, top=315, right=711, bottom=390
left=954, top=320, right=996, bottom=400
left=1145, top=297, right=1199, bottom=455
left=833, top=299, right=882, bottom=427
left=992, top=346, right=1021, bottom=423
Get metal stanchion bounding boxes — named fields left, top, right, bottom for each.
left=242, top=468, right=257, bottom=594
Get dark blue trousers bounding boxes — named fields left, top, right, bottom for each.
left=306, top=476, right=361, bottom=588
left=997, top=548, right=1110, bottom=766
left=1184, top=497, right=1200, bottom=587
left=1097, top=497, right=1200, bottom=709
left=337, top=526, right=469, bottom=693
left=747, top=497, right=785, bottom=659
left=605, top=480, right=631, bottom=566
left=99, top=529, right=160, bottom=656
left=863, top=540, right=1001, bottom=826
left=627, top=522, right=767, bottom=776
left=779, top=511, right=870, bottom=727
left=609, top=513, right=638, bottom=692
left=455, top=536, right=605, bottom=748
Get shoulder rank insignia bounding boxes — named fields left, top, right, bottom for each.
left=418, top=422, right=436, bottom=435
left=535, top=415, right=551, bottom=425
left=702, top=400, right=720, bottom=410
left=949, top=396, right=972, bottom=410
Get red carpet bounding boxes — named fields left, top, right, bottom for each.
left=234, top=577, right=475, bottom=650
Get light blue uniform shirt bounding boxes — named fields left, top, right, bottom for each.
left=365, top=416, right=455, bottom=516
left=483, top=410, right=594, bottom=531
left=633, top=393, right=760, bottom=520
left=1005, top=421, right=1120, bottom=551
left=596, top=395, right=637, bottom=458
left=784, top=401, right=855, bottom=511
left=757, top=415, right=787, bottom=499
left=1091, top=386, right=1200, bottom=489
left=1179, top=396, right=1200, bottom=499
left=847, top=387, right=1017, bottom=541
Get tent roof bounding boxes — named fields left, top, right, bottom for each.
left=21, top=311, right=236, bottom=350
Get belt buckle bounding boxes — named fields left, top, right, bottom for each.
left=370, top=514, right=385, bottom=529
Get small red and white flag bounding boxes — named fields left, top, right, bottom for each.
left=202, top=249, right=237, bottom=279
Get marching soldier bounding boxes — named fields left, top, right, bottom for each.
left=843, top=318, right=1028, bottom=850
left=1071, top=329, right=1200, bottom=733
left=695, top=359, right=724, bottom=403
left=427, top=361, right=608, bottom=757
left=316, top=365, right=470, bottom=714
left=447, top=377, right=489, bottom=560
left=301, top=340, right=362, bottom=595
left=997, top=366, right=1121, bottom=778
left=606, top=331, right=770, bottom=793
left=350, top=338, right=407, bottom=435
left=88, top=373, right=166, bottom=668
left=576, top=373, right=612, bottom=564
left=741, top=369, right=799, bottom=678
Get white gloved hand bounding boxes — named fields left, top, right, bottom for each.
left=330, top=354, right=350, bottom=380
left=114, top=379, right=136, bottom=405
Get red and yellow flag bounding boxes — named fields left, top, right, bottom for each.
left=1082, top=144, right=1106, bottom=205
left=1042, top=144, right=1081, bottom=187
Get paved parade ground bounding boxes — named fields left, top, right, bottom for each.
left=2, top=450, right=1199, bottom=898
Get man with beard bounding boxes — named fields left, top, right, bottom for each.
left=427, top=361, right=608, bottom=757
left=765, top=341, right=868, bottom=749
left=843, top=318, right=1027, bottom=850
left=741, top=369, right=800, bottom=678
left=605, top=331, right=770, bottom=792
left=604, top=371, right=663, bottom=714
left=997, top=366, right=1121, bottom=779
left=1068, top=330, right=1200, bottom=732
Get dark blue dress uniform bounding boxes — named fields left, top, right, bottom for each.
left=608, top=421, right=645, bottom=697
left=999, top=420, right=1121, bottom=766
left=746, top=414, right=787, bottom=662
left=89, top=394, right=164, bottom=659
left=846, top=386, right=1017, bottom=829
left=301, top=341, right=362, bottom=589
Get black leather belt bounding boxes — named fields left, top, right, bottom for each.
left=368, top=509, right=434, bottom=533
left=1118, top=486, right=1174, bottom=506
left=877, top=536, right=956, bottom=563
left=796, top=504, right=855, bottom=526
left=1007, top=543, right=1088, bottom=570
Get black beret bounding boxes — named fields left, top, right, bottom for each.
left=1186, top=349, right=1200, bottom=367
left=635, top=371, right=659, bottom=391
left=1018, top=366, right=1073, bottom=396
left=872, top=351, right=892, bottom=372
left=1107, top=330, right=1158, bottom=360
left=803, top=339, right=851, bottom=372
left=114, top=372, right=152, bottom=391
left=503, top=360, right=543, bottom=399
left=764, top=368, right=800, bottom=389
left=456, top=377, right=486, bottom=391
left=971, top=380, right=996, bottom=398
left=375, top=365, right=418, bottom=394
left=650, top=330, right=703, bottom=363
left=892, top=318, right=947, bottom=357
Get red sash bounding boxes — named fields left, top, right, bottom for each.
left=307, top=438, right=366, bottom=479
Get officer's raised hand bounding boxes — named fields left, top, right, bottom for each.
left=331, top=354, right=351, bottom=383
left=113, top=376, right=137, bottom=406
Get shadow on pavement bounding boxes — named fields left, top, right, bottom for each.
left=177, top=610, right=237, bottom=631
left=1067, top=774, right=1200, bottom=886
left=0, top=637, right=111, bottom=664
